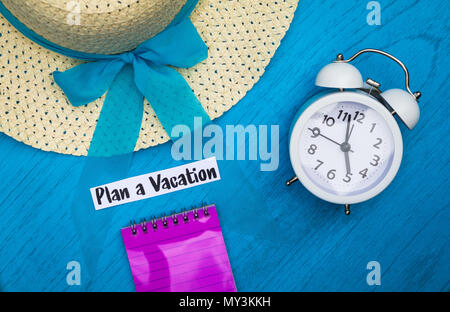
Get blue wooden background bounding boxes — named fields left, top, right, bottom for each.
left=0, top=0, right=449, bottom=291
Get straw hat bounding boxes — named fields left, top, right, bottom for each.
left=0, top=0, right=298, bottom=156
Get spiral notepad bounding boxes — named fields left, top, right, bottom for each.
left=121, top=204, right=236, bottom=292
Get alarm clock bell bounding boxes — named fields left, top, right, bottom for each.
left=315, top=49, right=421, bottom=130
left=381, top=89, right=420, bottom=130
left=315, top=61, right=364, bottom=89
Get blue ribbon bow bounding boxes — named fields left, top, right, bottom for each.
left=52, top=17, right=210, bottom=156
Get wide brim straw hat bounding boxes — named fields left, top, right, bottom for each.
left=0, top=0, right=298, bottom=156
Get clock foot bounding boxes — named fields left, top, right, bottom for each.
left=286, top=176, right=299, bottom=186
left=345, top=204, right=351, bottom=215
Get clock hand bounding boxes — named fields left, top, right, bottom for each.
left=348, top=124, right=355, bottom=141
left=344, top=150, right=351, bottom=175
left=308, top=127, right=354, bottom=153
left=344, top=114, right=351, bottom=143
left=342, top=115, right=352, bottom=175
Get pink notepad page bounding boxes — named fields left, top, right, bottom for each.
left=121, top=204, right=237, bottom=292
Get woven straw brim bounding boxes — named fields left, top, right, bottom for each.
left=0, top=0, right=298, bottom=156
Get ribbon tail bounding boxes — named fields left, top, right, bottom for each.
left=69, top=65, right=144, bottom=285
left=134, top=59, right=210, bottom=139
left=88, top=65, right=144, bottom=156
left=69, top=153, right=134, bottom=288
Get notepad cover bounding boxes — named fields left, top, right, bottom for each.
left=121, top=205, right=236, bottom=292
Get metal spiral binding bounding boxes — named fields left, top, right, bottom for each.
left=129, top=203, right=211, bottom=235
left=151, top=218, right=158, bottom=231
left=141, top=218, right=147, bottom=233
left=130, top=220, right=137, bottom=235
left=162, top=216, right=168, bottom=228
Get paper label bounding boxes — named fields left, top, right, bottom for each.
left=90, top=157, right=220, bottom=210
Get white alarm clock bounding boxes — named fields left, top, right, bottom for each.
left=287, top=49, right=421, bottom=215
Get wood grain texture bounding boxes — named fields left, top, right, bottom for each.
left=0, top=0, right=448, bottom=291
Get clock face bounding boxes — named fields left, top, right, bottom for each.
left=297, top=101, right=396, bottom=198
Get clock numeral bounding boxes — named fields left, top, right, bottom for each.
left=343, top=173, right=352, bottom=183
left=373, top=138, right=382, bottom=149
left=322, top=115, right=335, bottom=127
left=337, top=110, right=352, bottom=122
left=310, top=127, right=320, bottom=138
left=337, top=110, right=347, bottom=121
left=308, top=144, right=317, bottom=155
left=370, top=123, right=376, bottom=133
left=370, top=155, right=381, bottom=167
left=314, top=159, right=324, bottom=170
left=327, top=169, right=336, bottom=180
left=359, top=168, right=368, bottom=178
left=356, top=112, right=365, bottom=124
